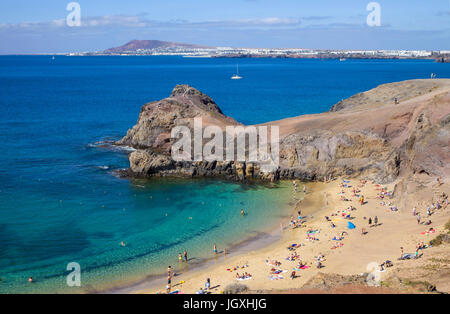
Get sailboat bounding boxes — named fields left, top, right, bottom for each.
left=231, top=65, right=243, bottom=80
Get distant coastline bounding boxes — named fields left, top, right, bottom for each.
left=42, top=39, right=448, bottom=62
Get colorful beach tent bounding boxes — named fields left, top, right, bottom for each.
left=347, top=222, right=356, bottom=229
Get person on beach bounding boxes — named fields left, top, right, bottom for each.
left=167, top=266, right=172, bottom=276
left=303, top=185, right=306, bottom=193
left=213, top=244, right=217, bottom=255
left=374, top=216, right=378, bottom=226
left=290, top=271, right=296, bottom=279
left=360, top=195, right=365, bottom=205
left=205, top=278, right=211, bottom=290
left=178, top=253, right=183, bottom=262
left=184, top=250, right=188, bottom=262
left=413, top=207, right=416, bottom=216
left=368, top=217, right=372, bottom=225
left=417, top=214, right=421, bottom=224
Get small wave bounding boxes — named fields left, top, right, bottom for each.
left=87, top=141, right=136, bottom=153
left=114, top=146, right=136, bottom=153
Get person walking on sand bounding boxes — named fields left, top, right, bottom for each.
left=417, top=214, right=421, bottom=224
left=184, top=250, right=188, bottom=262
left=213, top=243, right=217, bottom=255
left=303, top=185, right=306, bottom=193
left=368, top=217, right=372, bottom=225
left=374, top=216, right=378, bottom=226
left=413, top=207, right=416, bottom=216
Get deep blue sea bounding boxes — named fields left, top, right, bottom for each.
left=0, top=56, right=449, bottom=293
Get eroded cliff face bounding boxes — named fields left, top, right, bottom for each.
left=116, top=84, right=239, bottom=152
left=117, top=79, right=450, bottom=183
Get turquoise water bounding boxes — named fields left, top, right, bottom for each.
left=0, top=56, right=449, bottom=293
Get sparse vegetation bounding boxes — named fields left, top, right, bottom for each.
left=444, top=219, right=450, bottom=232
left=429, top=234, right=450, bottom=247
left=223, top=283, right=248, bottom=294
left=401, top=279, right=436, bottom=292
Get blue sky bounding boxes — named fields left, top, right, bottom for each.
left=0, top=0, right=449, bottom=53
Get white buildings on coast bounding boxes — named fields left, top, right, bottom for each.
left=70, top=47, right=438, bottom=59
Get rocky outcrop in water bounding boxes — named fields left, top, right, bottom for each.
left=117, top=79, right=450, bottom=183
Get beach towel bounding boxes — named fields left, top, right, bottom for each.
left=269, top=275, right=284, bottom=280
left=347, top=222, right=356, bottom=229
left=169, top=289, right=180, bottom=294
left=293, top=266, right=310, bottom=271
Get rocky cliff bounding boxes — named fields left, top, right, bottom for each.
left=116, top=79, right=450, bottom=183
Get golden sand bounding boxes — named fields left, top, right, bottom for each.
left=134, top=174, right=449, bottom=294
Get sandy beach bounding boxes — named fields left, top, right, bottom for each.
left=136, top=173, right=449, bottom=294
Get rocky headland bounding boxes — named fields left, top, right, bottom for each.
left=116, top=79, right=450, bottom=185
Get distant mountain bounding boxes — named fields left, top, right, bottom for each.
left=104, top=40, right=213, bottom=53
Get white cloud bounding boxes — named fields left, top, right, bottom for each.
left=0, top=14, right=303, bottom=31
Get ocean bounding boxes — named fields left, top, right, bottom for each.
left=0, top=56, right=449, bottom=293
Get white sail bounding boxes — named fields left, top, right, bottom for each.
left=231, top=64, right=243, bottom=79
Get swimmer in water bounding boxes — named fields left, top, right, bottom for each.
left=241, top=209, right=245, bottom=216
left=120, top=241, right=126, bottom=247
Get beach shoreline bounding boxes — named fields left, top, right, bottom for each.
left=101, top=181, right=307, bottom=294
left=129, top=175, right=449, bottom=294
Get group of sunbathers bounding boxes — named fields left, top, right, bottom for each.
left=235, top=272, right=252, bottom=280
